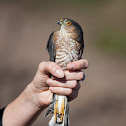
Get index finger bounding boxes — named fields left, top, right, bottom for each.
left=67, top=59, right=88, bottom=71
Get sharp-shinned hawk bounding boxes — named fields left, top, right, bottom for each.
left=46, top=18, right=84, bottom=126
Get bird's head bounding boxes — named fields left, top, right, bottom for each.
left=57, top=18, right=83, bottom=37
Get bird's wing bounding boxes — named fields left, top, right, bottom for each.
left=78, top=31, right=84, bottom=59
left=79, top=40, right=84, bottom=59
left=46, top=32, right=56, bottom=62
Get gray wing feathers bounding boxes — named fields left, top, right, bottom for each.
left=46, top=32, right=56, bottom=62
left=79, top=31, right=84, bottom=59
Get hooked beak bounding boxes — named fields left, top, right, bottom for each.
left=57, top=20, right=61, bottom=25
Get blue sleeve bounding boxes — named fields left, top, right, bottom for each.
left=0, top=107, right=5, bottom=126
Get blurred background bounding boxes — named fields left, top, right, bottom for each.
left=0, top=0, right=126, bottom=125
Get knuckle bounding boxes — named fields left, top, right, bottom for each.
left=85, top=60, right=89, bottom=68
left=67, top=89, right=72, bottom=96
left=54, top=87, right=58, bottom=92
left=64, top=71, right=69, bottom=76
left=55, top=87, right=62, bottom=94
left=79, top=72, right=84, bottom=80
left=49, top=62, right=59, bottom=72
left=38, top=61, right=46, bottom=70
left=72, top=80, right=77, bottom=88
left=82, top=59, right=88, bottom=69
left=80, top=59, right=89, bottom=69
left=48, top=82, right=53, bottom=87
left=49, top=62, right=55, bottom=68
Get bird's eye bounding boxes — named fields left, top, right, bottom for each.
left=66, top=22, right=71, bottom=26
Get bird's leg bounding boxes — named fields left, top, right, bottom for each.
left=54, top=95, right=69, bottom=125
left=45, top=94, right=56, bottom=117
left=64, top=96, right=69, bottom=126
left=53, top=94, right=59, bottom=123
left=45, top=102, right=54, bottom=117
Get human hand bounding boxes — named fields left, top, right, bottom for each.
left=30, top=59, right=88, bottom=108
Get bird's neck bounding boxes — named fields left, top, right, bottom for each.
left=59, top=26, right=79, bottom=40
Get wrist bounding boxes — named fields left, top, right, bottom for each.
left=3, top=83, right=45, bottom=126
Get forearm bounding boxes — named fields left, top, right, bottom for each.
left=2, top=83, right=45, bottom=126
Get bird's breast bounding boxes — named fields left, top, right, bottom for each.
left=55, top=37, right=81, bottom=70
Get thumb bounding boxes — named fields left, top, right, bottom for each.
left=38, top=61, right=64, bottom=78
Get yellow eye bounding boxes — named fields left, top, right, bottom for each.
left=66, top=22, right=71, bottom=25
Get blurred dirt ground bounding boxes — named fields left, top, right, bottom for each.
left=0, top=2, right=126, bottom=126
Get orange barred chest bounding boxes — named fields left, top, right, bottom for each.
left=55, top=37, right=81, bottom=70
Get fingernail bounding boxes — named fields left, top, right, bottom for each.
left=55, top=68, right=64, bottom=78
left=67, top=64, right=75, bottom=70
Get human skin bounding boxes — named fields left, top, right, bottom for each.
left=2, top=59, right=88, bottom=126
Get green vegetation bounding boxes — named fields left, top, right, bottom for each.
left=96, top=30, right=126, bottom=57
left=0, top=0, right=113, bottom=7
